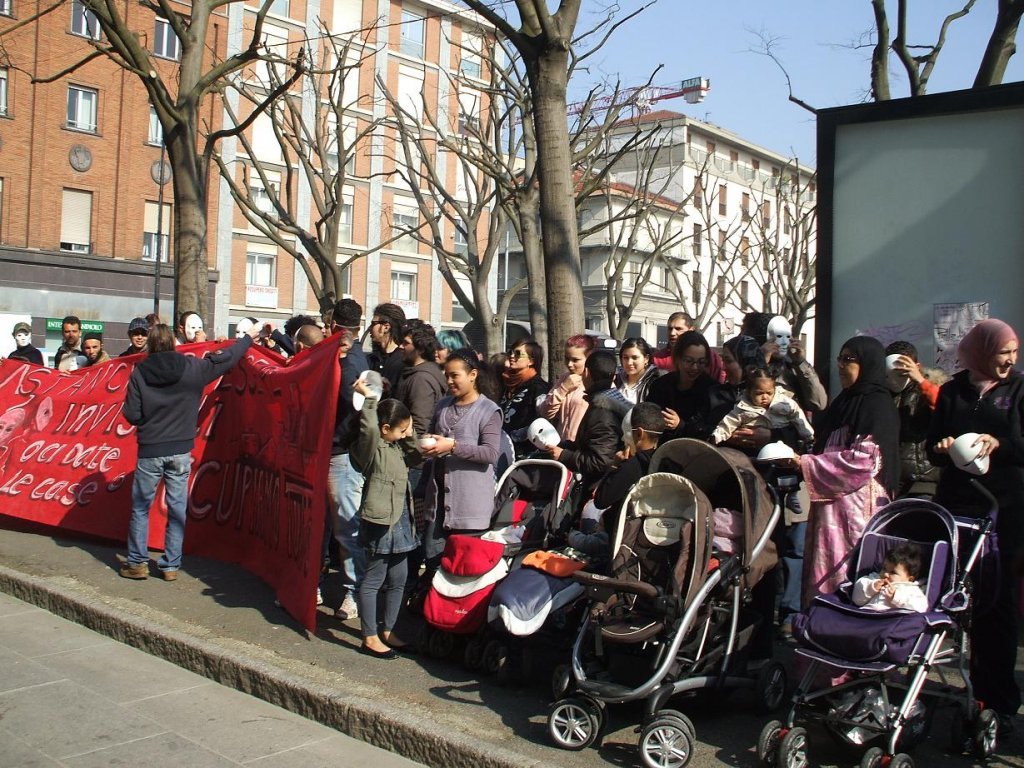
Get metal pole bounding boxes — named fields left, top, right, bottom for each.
left=153, top=140, right=166, bottom=317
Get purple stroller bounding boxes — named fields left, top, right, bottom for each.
left=757, top=482, right=999, bottom=768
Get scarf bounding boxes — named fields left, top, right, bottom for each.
left=814, top=335, right=900, bottom=494
left=957, top=319, right=1018, bottom=397
left=501, top=365, right=537, bottom=393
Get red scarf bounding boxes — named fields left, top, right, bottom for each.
left=501, top=366, right=537, bottom=393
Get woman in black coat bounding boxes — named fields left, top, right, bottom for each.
left=928, top=319, right=1024, bottom=730
left=644, top=331, right=717, bottom=443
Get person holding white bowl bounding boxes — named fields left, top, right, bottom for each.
left=928, top=318, right=1024, bottom=735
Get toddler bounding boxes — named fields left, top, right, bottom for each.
left=853, top=543, right=929, bottom=613
left=711, top=368, right=814, bottom=446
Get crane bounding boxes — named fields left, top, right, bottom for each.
left=566, top=77, right=710, bottom=117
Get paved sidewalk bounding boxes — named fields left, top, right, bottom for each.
left=0, top=524, right=1021, bottom=768
left=0, top=591, right=423, bottom=768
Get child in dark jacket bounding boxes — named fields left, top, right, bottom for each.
left=350, top=383, right=422, bottom=659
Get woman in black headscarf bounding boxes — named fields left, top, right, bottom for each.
left=790, top=335, right=899, bottom=606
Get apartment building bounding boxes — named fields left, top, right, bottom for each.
left=0, top=0, right=490, bottom=361
left=500, top=110, right=817, bottom=351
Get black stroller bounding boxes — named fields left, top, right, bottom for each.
left=757, top=481, right=1000, bottom=768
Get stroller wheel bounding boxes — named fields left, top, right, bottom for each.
left=428, top=630, right=454, bottom=659
left=639, top=715, right=694, bottom=768
left=548, top=697, right=601, bottom=751
left=551, top=663, right=574, bottom=700
left=463, top=637, right=485, bottom=671
left=756, top=720, right=783, bottom=766
left=651, top=709, right=696, bottom=742
left=974, top=709, right=999, bottom=760
left=754, top=662, right=788, bottom=713
left=482, top=640, right=510, bottom=677
left=776, top=725, right=808, bottom=768
left=858, top=746, right=884, bottom=768
left=888, top=753, right=914, bottom=768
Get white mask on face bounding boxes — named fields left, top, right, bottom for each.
left=184, top=315, right=204, bottom=342
left=235, top=318, right=255, bottom=338
left=14, top=332, right=30, bottom=348
left=767, top=316, right=793, bottom=355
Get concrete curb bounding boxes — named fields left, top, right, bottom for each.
left=0, top=565, right=538, bottom=768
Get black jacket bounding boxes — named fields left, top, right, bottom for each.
left=644, top=373, right=717, bottom=443
left=395, top=361, right=447, bottom=436
left=123, top=336, right=253, bottom=458
left=892, top=381, right=940, bottom=497
left=559, top=388, right=630, bottom=500
left=8, top=345, right=43, bottom=366
left=332, top=344, right=369, bottom=455
left=928, top=370, right=1024, bottom=545
left=500, top=375, right=550, bottom=458
left=368, top=346, right=404, bottom=393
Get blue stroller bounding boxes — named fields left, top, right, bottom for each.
left=758, top=482, right=999, bottom=768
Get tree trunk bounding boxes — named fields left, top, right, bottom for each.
left=974, top=2, right=1024, bottom=86
left=518, top=190, right=549, bottom=367
left=527, top=48, right=584, bottom=378
left=870, top=0, right=891, bottom=101
left=167, top=129, right=208, bottom=324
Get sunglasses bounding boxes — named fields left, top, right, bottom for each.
left=130, top=330, right=149, bottom=337
left=836, top=354, right=859, bottom=365
left=508, top=350, right=530, bottom=361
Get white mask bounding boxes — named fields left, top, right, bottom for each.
left=184, top=314, right=204, bottom=342
left=235, top=318, right=255, bottom=338
left=767, top=316, right=792, bottom=355
left=14, top=332, right=30, bottom=348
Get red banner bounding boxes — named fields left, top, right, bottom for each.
left=0, top=338, right=341, bottom=631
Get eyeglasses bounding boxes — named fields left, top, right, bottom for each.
left=679, top=357, right=707, bottom=368
left=508, top=350, right=530, bottom=361
left=129, top=330, right=148, bottom=337
left=836, top=354, right=859, bottom=365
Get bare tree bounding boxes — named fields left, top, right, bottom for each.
left=213, top=23, right=400, bottom=318
left=1, top=0, right=304, bottom=322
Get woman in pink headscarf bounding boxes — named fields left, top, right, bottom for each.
left=928, top=318, right=1023, bottom=733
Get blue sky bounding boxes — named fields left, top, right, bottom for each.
left=574, top=0, right=1024, bottom=165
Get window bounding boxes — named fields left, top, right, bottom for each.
left=259, top=24, right=289, bottom=84
left=717, top=229, right=726, bottom=260
left=739, top=236, right=750, bottom=266
left=390, top=266, right=417, bottom=301
left=400, top=9, right=425, bottom=58
left=246, top=251, right=276, bottom=286
left=691, top=223, right=701, bottom=257
left=783, top=206, right=792, bottom=235
left=458, top=89, right=480, bottom=136
left=761, top=199, right=771, bottom=226
left=730, top=149, right=739, bottom=163
left=460, top=33, right=482, bottom=79
left=454, top=225, right=468, bottom=255
left=339, top=198, right=353, bottom=243
left=742, top=192, right=751, bottom=222
left=0, top=0, right=10, bottom=16
left=398, top=65, right=424, bottom=119
left=154, top=17, right=180, bottom=60
left=706, top=140, right=715, bottom=153
left=691, top=178, right=702, bottom=207
left=451, top=273, right=473, bottom=323
left=67, top=85, right=97, bottom=132
left=148, top=106, right=162, bottom=145
left=268, top=0, right=289, bottom=16
left=142, top=201, right=171, bottom=261
left=71, top=0, right=100, bottom=39
left=780, top=247, right=791, bottom=276
left=0, top=68, right=7, bottom=116
left=392, top=199, right=418, bottom=252
left=692, top=270, right=701, bottom=305
left=739, top=280, right=748, bottom=307
left=716, top=277, right=726, bottom=305
left=250, top=171, right=281, bottom=216
left=331, top=0, right=361, bottom=35
left=717, top=184, right=727, bottom=216
left=60, top=189, right=92, bottom=252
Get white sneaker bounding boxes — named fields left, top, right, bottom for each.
left=316, top=588, right=324, bottom=606
left=335, top=594, right=358, bottom=620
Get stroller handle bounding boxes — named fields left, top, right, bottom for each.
left=969, top=478, right=998, bottom=522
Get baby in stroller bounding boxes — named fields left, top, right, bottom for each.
left=758, top=489, right=1000, bottom=768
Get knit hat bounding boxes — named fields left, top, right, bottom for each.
left=12, top=322, right=31, bottom=335
left=127, top=317, right=149, bottom=334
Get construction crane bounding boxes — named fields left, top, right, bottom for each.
left=566, top=77, right=710, bottom=117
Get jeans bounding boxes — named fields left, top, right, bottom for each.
left=779, top=521, right=806, bottom=623
left=127, top=453, right=191, bottom=572
left=358, top=552, right=408, bottom=638
left=327, top=453, right=365, bottom=595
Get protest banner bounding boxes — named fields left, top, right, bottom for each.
left=0, top=337, right=341, bottom=631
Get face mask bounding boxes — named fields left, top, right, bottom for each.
left=767, top=316, right=792, bottom=355
left=235, top=318, right=255, bottom=338
left=14, top=332, right=30, bottom=348
left=885, top=354, right=909, bottom=393
left=184, top=315, right=204, bottom=342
